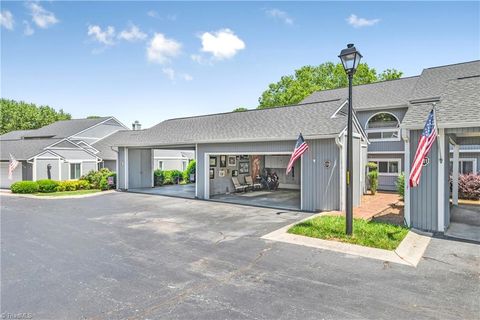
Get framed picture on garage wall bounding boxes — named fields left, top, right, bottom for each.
left=239, top=161, right=249, bottom=174
left=220, top=155, right=227, bottom=167
left=227, top=155, right=236, bottom=167
left=209, top=156, right=217, bottom=167
left=232, top=170, right=238, bottom=177
left=209, top=168, right=215, bottom=179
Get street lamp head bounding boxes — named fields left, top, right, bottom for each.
left=338, top=43, right=362, bottom=75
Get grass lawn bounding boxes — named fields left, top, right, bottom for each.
left=34, top=189, right=102, bottom=197
left=288, top=215, right=409, bottom=250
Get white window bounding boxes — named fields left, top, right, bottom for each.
left=70, top=163, right=81, bottom=179
left=449, top=158, right=477, bottom=175
left=368, top=159, right=401, bottom=176
left=158, top=161, right=164, bottom=170
left=365, top=112, right=400, bottom=142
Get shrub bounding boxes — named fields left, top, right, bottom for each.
left=154, top=169, right=165, bottom=186
left=367, top=162, right=378, bottom=195
left=458, top=173, right=480, bottom=200
left=77, top=180, right=91, bottom=190
left=57, top=180, right=78, bottom=192
left=37, top=179, right=60, bottom=193
left=396, top=172, right=405, bottom=199
left=99, top=177, right=109, bottom=190
left=170, top=170, right=183, bottom=184
left=80, top=168, right=114, bottom=189
left=10, top=181, right=39, bottom=194
left=183, top=160, right=196, bottom=182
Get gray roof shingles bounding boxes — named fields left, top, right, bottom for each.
left=112, top=100, right=348, bottom=147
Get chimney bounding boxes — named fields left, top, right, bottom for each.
left=132, top=120, right=141, bottom=130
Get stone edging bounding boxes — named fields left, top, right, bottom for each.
left=261, top=212, right=431, bottom=267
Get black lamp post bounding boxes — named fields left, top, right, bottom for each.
left=338, top=43, right=362, bottom=235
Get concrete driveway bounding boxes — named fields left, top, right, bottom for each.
left=1, top=192, right=479, bottom=319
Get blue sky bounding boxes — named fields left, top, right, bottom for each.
left=1, top=1, right=479, bottom=128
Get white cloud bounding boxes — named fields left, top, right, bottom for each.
left=347, top=14, right=380, bottom=28
left=182, top=73, right=193, bottom=81
left=162, top=67, right=176, bottom=80
left=147, top=10, right=159, bottom=18
left=118, top=24, right=147, bottom=42
left=0, top=10, right=14, bottom=30
left=23, top=20, right=34, bottom=36
left=27, top=2, right=59, bottom=29
left=88, top=25, right=116, bottom=45
left=199, top=29, right=245, bottom=60
left=146, top=33, right=182, bottom=64
left=265, top=8, right=293, bottom=25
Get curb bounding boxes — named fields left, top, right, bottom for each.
left=261, top=213, right=431, bottom=267
left=0, top=190, right=116, bottom=200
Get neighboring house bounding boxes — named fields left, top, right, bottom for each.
left=153, top=150, right=195, bottom=171
left=0, top=117, right=128, bottom=188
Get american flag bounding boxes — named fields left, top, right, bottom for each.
left=8, top=153, right=19, bottom=180
left=286, top=133, right=309, bottom=175
left=409, top=109, right=437, bottom=187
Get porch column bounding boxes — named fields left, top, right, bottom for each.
left=403, top=129, right=411, bottom=227
left=452, top=144, right=459, bottom=206
left=437, top=129, right=445, bottom=232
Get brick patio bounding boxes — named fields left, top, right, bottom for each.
left=328, top=192, right=401, bottom=220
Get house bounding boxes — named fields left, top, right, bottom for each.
left=112, top=99, right=370, bottom=212
left=112, top=60, right=479, bottom=234
left=0, top=117, right=128, bottom=188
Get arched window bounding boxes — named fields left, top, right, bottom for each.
left=365, top=112, right=400, bottom=141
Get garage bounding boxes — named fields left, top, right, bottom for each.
left=0, top=161, right=23, bottom=189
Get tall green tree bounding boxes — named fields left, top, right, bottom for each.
left=257, top=62, right=402, bottom=109
left=0, top=99, right=71, bottom=134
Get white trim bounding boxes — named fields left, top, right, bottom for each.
left=195, top=144, right=198, bottom=198
left=403, top=130, right=411, bottom=227
left=330, top=100, right=348, bottom=118
left=449, top=157, right=478, bottom=175
left=365, top=111, right=401, bottom=142
left=437, top=129, right=445, bottom=232
left=125, top=147, right=129, bottom=189
left=205, top=151, right=291, bottom=156
left=32, top=157, right=37, bottom=181
left=116, top=150, right=119, bottom=190
left=151, top=149, right=154, bottom=188
left=153, top=156, right=191, bottom=160
left=300, top=155, right=304, bottom=211
left=454, top=149, right=480, bottom=153
left=28, top=150, right=64, bottom=161
left=452, top=145, right=459, bottom=206
left=368, top=151, right=405, bottom=154
left=367, top=158, right=402, bottom=176
left=204, top=153, right=209, bottom=199
left=68, top=117, right=128, bottom=140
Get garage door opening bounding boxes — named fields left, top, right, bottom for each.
left=206, top=154, right=301, bottom=210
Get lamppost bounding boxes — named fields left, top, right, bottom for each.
left=338, top=43, right=362, bottom=235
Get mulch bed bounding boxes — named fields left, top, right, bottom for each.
left=371, top=201, right=405, bottom=226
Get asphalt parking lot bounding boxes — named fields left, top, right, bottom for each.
left=1, top=192, right=479, bottom=319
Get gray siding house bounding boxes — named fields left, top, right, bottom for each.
left=0, top=117, right=128, bottom=188
left=113, top=99, right=369, bottom=212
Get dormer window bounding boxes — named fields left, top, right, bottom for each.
left=365, top=112, right=400, bottom=142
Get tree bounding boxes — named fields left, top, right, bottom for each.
left=257, top=62, right=402, bottom=109
left=0, top=99, right=71, bottom=134
left=232, top=107, right=248, bottom=112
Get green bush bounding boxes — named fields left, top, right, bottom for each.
left=80, top=168, right=115, bottom=189
left=183, top=160, right=196, bottom=182
left=77, top=180, right=91, bottom=190
left=10, top=181, right=39, bottom=194
left=367, top=162, right=378, bottom=195
left=99, top=177, right=109, bottom=190
left=154, top=169, right=165, bottom=186
left=396, top=172, right=405, bottom=199
left=37, top=179, right=60, bottom=193
left=57, top=180, right=78, bottom=192
left=170, top=170, right=183, bottom=184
